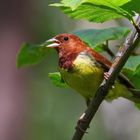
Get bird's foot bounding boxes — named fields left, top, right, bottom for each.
left=75, top=113, right=89, bottom=133
left=104, top=72, right=110, bottom=80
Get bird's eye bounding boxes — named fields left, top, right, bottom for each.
left=64, top=37, right=69, bottom=41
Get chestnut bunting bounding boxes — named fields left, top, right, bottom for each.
left=47, top=34, right=140, bottom=105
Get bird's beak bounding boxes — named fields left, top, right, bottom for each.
left=46, top=38, right=60, bottom=48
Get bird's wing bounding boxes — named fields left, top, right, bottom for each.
left=86, top=47, right=135, bottom=88
left=86, top=47, right=112, bottom=70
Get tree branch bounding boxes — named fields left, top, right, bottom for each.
left=72, top=16, right=140, bottom=140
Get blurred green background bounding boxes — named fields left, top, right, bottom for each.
left=1, top=0, right=140, bottom=140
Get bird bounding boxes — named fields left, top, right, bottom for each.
left=46, top=33, right=140, bottom=105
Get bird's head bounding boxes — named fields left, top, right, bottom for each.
left=46, top=34, right=87, bottom=56
left=46, top=33, right=112, bottom=69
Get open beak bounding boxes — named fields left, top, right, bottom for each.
left=46, top=38, right=60, bottom=48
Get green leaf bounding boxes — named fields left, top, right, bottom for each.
left=61, top=3, right=126, bottom=23
left=134, top=66, right=140, bottom=108
left=85, top=0, right=131, bottom=12
left=123, top=56, right=140, bottom=89
left=72, top=27, right=130, bottom=48
left=131, top=65, right=140, bottom=89
left=52, top=0, right=130, bottom=10
left=134, top=65, right=140, bottom=109
left=48, top=72, right=68, bottom=88
left=94, top=44, right=107, bottom=53
left=124, top=55, right=140, bottom=71
left=51, top=0, right=133, bottom=23
left=122, top=0, right=140, bottom=15
left=50, top=0, right=84, bottom=10
left=88, top=0, right=130, bottom=6
left=17, top=43, right=49, bottom=68
left=122, top=68, right=133, bottom=80
left=123, top=55, right=140, bottom=89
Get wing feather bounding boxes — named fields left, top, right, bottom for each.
left=86, top=47, right=134, bottom=88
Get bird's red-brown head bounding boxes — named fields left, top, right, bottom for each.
left=46, top=33, right=88, bottom=70
left=46, top=33, right=87, bottom=57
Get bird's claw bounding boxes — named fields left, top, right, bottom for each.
left=104, top=72, right=110, bottom=80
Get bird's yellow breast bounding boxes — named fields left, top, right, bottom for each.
left=59, top=52, right=104, bottom=99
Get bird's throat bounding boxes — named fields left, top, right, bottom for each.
left=59, top=52, right=78, bottom=71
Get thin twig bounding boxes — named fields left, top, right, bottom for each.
left=131, top=18, right=140, bottom=34
left=72, top=16, right=140, bottom=140
left=104, top=40, right=115, bottom=57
